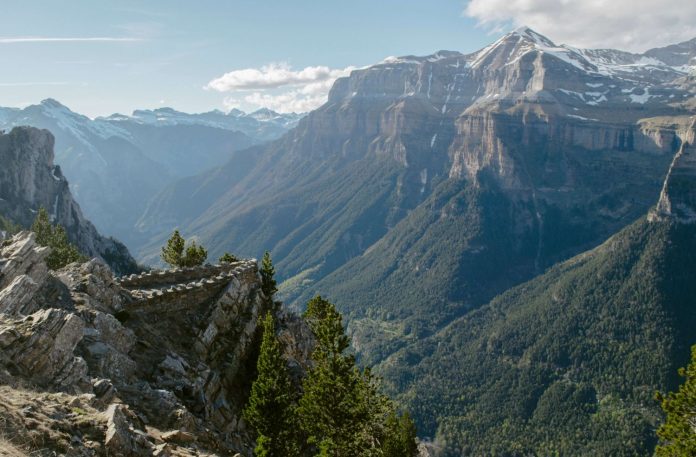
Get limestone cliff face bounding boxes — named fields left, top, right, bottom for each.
left=0, top=231, right=313, bottom=456
left=0, top=127, right=137, bottom=274
left=448, top=109, right=679, bottom=186
left=650, top=119, right=696, bottom=223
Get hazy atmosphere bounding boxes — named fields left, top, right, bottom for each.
left=1, top=2, right=696, bottom=456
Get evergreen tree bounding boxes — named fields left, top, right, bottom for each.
left=219, top=252, right=239, bottom=263
left=297, top=296, right=417, bottom=456
left=31, top=207, right=85, bottom=270
left=161, top=230, right=207, bottom=267
left=0, top=215, right=21, bottom=237
left=161, top=230, right=185, bottom=266
left=655, top=345, right=696, bottom=456
left=243, top=312, right=298, bottom=457
left=260, top=251, right=277, bottom=300
left=182, top=240, right=207, bottom=267
left=31, top=207, right=53, bottom=245
left=383, top=411, right=418, bottom=457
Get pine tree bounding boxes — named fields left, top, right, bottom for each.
left=31, top=207, right=53, bottom=245
left=260, top=251, right=277, bottom=300
left=383, top=411, right=418, bottom=457
left=31, top=207, right=85, bottom=270
left=297, top=296, right=412, bottom=456
left=243, top=312, right=298, bottom=457
left=182, top=241, right=207, bottom=267
left=161, top=230, right=207, bottom=267
left=219, top=252, right=239, bottom=263
left=161, top=230, right=185, bottom=266
left=655, top=345, right=696, bottom=456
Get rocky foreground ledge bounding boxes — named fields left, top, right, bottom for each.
left=0, top=231, right=313, bottom=456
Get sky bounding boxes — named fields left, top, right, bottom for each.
left=1, top=0, right=695, bottom=118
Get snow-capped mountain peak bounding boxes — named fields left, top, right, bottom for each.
left=509, top=26, right=556, bottom=47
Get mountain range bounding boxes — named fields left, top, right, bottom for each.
left=0, top=100, right=302, bottom=247
left=134, top=26, right=694, bottom=322
left=126, top=28, right=696, bottom=453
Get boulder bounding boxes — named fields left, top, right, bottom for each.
left=103, top=403, right=153, bottom=456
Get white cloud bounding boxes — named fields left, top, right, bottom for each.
left=224, top=91, right=327, bottom=114
left=464, top=0, right=696, bottom=52
left=209, top=62, right=355, bottom=113
left=206, top=63, right=353, bottom=91
left=0, top=37, right=142, bottom=44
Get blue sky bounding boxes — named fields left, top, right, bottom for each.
left=1, top=1, right=694, bottom=117
left=0, top=1, right=493, bottom=116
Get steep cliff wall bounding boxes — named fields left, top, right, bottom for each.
left=0, top=127, right=137, bottom=274
left=649, top=118, right=696, bottom=222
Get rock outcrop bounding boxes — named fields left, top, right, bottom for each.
left=650, top=118, right=696, bottom=223
left=0, top=231, right=313, bottom=456
left=0, top=126, right=138, bottom=274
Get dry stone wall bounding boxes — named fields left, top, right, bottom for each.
left=116, top=260, right=257, bottom=312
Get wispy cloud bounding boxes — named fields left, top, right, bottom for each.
left=0, top=81, right=76, bottom=87
left=0, top=37, right=142, bottom=44
left=208, top=62, right=355, bottom=113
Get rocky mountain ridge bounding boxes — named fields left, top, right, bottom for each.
left=133, top=28, right=696, bottom=333
left=0, top=231, right=313, bottom=456
left=0, top=100, right=300, bottom=246
left=0, top=126, right=137, bottom=274
left=99, top=106, right=302, bottom=142
left=650, top=118, right=696, bottom=223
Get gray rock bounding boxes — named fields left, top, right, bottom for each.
left=0, top=308, right=87, bottom=390
left=0, top=127, right=137, bottom=275
left=0, top=232, right=49, bottom=314
left=103, top=403, right=153, bottom=456
left=650, top=120, right=696, bottom=223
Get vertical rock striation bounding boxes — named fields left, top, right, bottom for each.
left=650, top=119, right=696, bottom=223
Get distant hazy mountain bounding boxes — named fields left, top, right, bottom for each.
left=0, top=100, right=301, bottom=246
left=100, top=106, right=302, bottom=143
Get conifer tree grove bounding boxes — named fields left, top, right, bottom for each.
left=161, top=230, right=207, bottom=267
left=383, top=411, right=418, bottom=457
left=219, top=252, right=239, bottom=263
left=655, top=345, right=696, bottom=456
left=31, top=207, right=85, bottom=270
left=297, top=296, right=418, bottom=456
left=182, top=240, right=207, bottom=267
left=243, top=312, right=298, bottom=457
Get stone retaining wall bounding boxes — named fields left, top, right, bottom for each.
left=119, top=260, right=259, bottom=312
left=116, top=260, right=255, bottom=289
